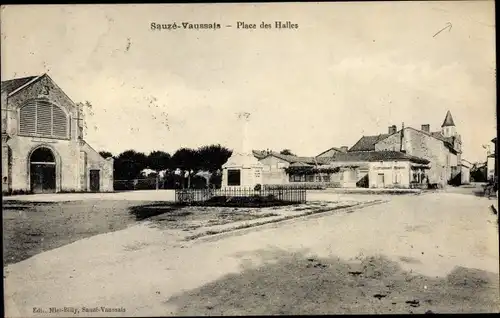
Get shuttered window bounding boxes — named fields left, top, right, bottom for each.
left=19, top=100, right=69, bottom=139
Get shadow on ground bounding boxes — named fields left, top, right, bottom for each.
left=2, top=200, right=59, bottom=211
left=166, top=250, right=499, bottom=315
left=128, top=202, right=185, bottom=220
left=4, top=200, right=174, bottom=266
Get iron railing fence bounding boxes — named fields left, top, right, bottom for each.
left=174, top=187, right=307, bottom=205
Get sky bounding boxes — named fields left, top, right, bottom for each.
left=1, top=1, right=496, bottom=163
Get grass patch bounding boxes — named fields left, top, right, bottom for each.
left=184, top=201, right=379, bottom=241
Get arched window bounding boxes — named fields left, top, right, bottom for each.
left=19, top=100, right=69, bottom=139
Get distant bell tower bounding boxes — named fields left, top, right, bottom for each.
left=441, top=110, right=457, bottom=138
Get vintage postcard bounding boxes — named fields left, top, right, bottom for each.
left=1, top=1, right=498, bottom=316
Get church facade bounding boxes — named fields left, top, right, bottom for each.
left=1, top=74, right=113, bottom=194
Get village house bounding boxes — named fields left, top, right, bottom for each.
left=347, top=111, right=463, bottom=187
left=460, top=159, right=472, bottom=185
left=486, top=137, right=497, bottom=182
left=249, top=149, right=430, bottom=189
left=1, top=74, right=113, bottom=194
left=235, top=111, right=466, bottom=189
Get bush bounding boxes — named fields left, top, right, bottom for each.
left=135, top=178, right=158, bottom=190
left=209, top=173, right=222, bottom=189
left=190, top=175, right=208, bottom=189
left=254, top=184, right=262, bottom=191
left=201, top=194, right=296, bottom=207
left=263, top=183, right=327, bottom=190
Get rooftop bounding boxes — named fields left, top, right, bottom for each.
left=441, top=110, right=455, bottom=127
left=348, top=134, right=391, bottom=152
left=1, top=75, right=39, bottom=95
left=326, top=150, right=430, bottom=165
left=252, top=150, right=329, bottom=165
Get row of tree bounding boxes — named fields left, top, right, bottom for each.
left=100, top=146, right=297, bottom=189
left=100, top=144, right=234, bottom=182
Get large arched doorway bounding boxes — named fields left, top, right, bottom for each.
left=30, top=147, right=56, bottom=193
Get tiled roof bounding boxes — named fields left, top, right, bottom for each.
left=348, top=134, right=390, bottom=152
left=430, top=131, right=454, bottom=145
left=317, top=147, right=347, bottom=157
left=1, top=75, right=39, bottom=94
left=441, top=110, right=455, bottom=127
left=252, top=150, right=329, bottom=165
left=326, top=151, right=430, bottom=165
left=252, top=150, right=268, bottom=159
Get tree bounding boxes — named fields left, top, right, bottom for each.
left=171, top=148, right=199, bottom=171
left=147, top=150, right=171, bottom=172
left=280, top=149, right=295, bottom=156
left=197, top=144, right=233, bottom=172
left=99, top=151, right=113, bottom=159
left=113, top=150, right=148, bottom=180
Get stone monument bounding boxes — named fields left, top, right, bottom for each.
left=221, top=112, right=264, bottom=189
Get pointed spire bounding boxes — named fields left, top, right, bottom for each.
left=441, top=110, right=455, bottom=127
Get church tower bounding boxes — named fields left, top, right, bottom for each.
left=441, top=110, right=457, bottom=138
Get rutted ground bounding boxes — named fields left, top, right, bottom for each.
left=4, top=191, right=498, bottom=316
left=168, top=252, right=499, bottom=315
left=3, top=195, right=377, bottom=266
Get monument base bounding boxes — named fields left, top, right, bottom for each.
left=221, top=152, right=264, bottom=189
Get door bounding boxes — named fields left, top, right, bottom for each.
left=377, top=173, right=385, bottom=188
left=90, top=170, right=100, bottom=192
left=30, top=147, right=56, bottom=193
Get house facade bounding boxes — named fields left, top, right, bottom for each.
left=349, top=111, right=462, bottom=187
left=486, top=137, right=497, bottom=182
left=460, top=159, right=472, bottom=185
left=249, top=150, right=429, bottom=189
left=223, top=111, right=461, bottom=189
left=1, top=74, right=113, bottom=194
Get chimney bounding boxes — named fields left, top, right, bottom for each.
left=388, top=125, right=397, bottom=134
left=421, top=124, right=430, bottom=133
left=340, top=146, right=348, bottom=152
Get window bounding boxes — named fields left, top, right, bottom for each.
left=227, top=169, right=241, bottom=186
left=19, top=100, right=69, bottom=139
left=306, top=175, right=314, bottom=182
left=394, top=172, right=401, bottom=184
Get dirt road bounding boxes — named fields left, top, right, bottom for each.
left=4, top=192, right=499, bottom=316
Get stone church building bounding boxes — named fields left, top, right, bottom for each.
left=349, top=110, right=463, bottom=187
left=1, top=74, right=113, bottom=194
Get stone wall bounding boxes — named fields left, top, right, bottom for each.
left=6, top=75, right=81, bottom=140
left=2, top=75, right=112, bottom=193
left=487, top=156, right=495, bottom=181
left=376, top=128, right=450, bottom=186
left=258, top=155, right=290, bottom=184
left=1, top=140, right=9, bottom=192
left=375, top=132, right=402, bottom=152
left=6, top=136, right=80, bottom=192
left=461, top=165, right=470, bottom=185
left=80, top=141, right=114, bottom=192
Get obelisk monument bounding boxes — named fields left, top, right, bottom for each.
left=221, top=112, right=263, bottom=189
